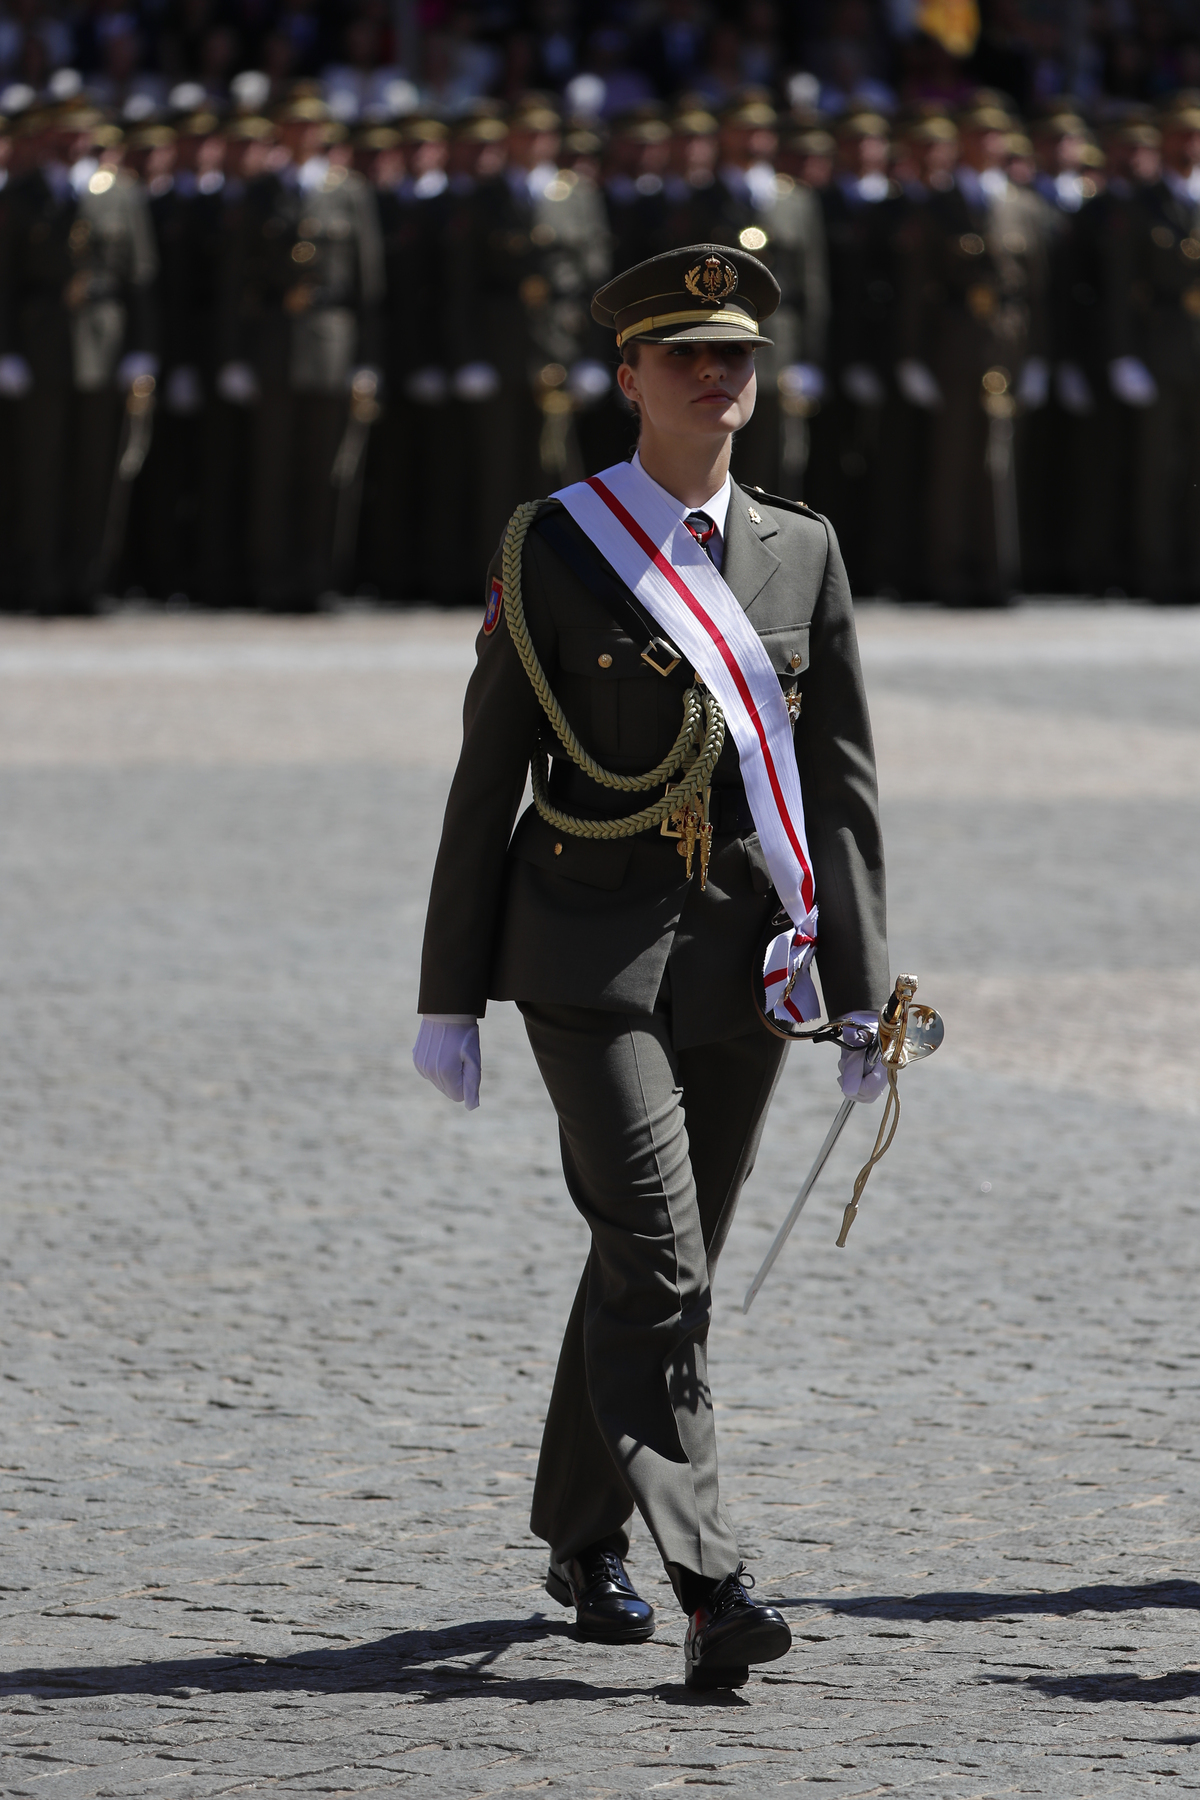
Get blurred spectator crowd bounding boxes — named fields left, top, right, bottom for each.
left=0, top=0, right=1199, bottom=609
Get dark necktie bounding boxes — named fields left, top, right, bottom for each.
left=684, top=510, right=718, bottom=563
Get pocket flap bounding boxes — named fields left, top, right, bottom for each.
left=558, top=627, right=654, bottom=679
left=755, top=623, right=811, bottom=679
left=509, top=807, right=636, bottom=890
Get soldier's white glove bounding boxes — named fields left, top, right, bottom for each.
left=404, top=366, right=449, bottom=405
left=452, top=361, right=501, bottom=402
left=217, top=360, right=260, bottom=405
left=1108, top=355, right=1157, bottom=407
left=1055, top=361, right=1094, bottom=415
left=895, top=358, right=942, bottom=409
left=778, top=361, right=825, bottom=403
left=841, top=361, right=885, bottom=407
left=837, top=1009, right=888, bottom=1103
left=567, top=358, right=611, bottom=403
left=116, top=351, right=159, bottom=389
left=413, top=1015, right=481, bottom=1110
left=0, top=353, right=32, bottom=397
left=165, top=364, right=203, bottom=414
left=1016, top=355, right=1049, bottom=409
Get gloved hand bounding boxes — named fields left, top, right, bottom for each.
left=452, top=361, right=501, bottom=402
left=0, top=353, right=32, bottom=398
left=567, top=358, right=611, bottom=403
left=841, top=361, right=885, bottom=407
left=778, top=361, right=826, bottom=404
left=1016, top=355, right=1049, bottom=409
left=217, top=360, right=260, bottom=405
left=837, top=1009, right=888, bottom=1103
left=165, top=363, right=203, bottom=414
left=1108, top=355, right=1157, bottom=407
left=413, top=1014, right=481, bottom=1109
left=404, top=366, right=449, bottom=405
left=1055, top=361, right=1094, bottom=416
left=895, top=358, right=943, bottom=409
left=116, top=351, right=159, bottom=390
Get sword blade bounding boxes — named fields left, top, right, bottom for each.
left=742, top=1095, right=857, bottom=1314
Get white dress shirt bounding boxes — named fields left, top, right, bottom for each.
left=633, top=450, right=732, bottom=572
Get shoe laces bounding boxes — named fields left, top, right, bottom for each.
left=709, top=1561, right=754, bottom=1619
left=588, top=1548, right=627, bottom=1587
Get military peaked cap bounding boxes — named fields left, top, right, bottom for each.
left=592, top=244, right=779, bottom=349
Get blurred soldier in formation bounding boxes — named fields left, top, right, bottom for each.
left=1110, top=101, right=1200, bottom=601
left=218, top=93, right=384, bottom=609
left=0, top=102, right=157, bottom=612
left=896, top=100, right=1049, bottom=604
left=455, top=95, right=611, bottom=568
left=807, top=110, right=899, bottom=591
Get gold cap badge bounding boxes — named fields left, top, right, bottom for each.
left=684, top=254, right=738, bottom=302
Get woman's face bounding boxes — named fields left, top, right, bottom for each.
left=617, top=340, right=758, bottom=442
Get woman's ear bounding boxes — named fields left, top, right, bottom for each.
left=616, top=359, right=641, bottom=410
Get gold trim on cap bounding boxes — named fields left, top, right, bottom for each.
left=616, top=308, right=760, bottom=347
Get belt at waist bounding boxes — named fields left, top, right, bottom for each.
left=549, top=764, right=755, bottom=836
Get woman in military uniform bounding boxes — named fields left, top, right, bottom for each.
left=414, top=244, right=889, bottom=1691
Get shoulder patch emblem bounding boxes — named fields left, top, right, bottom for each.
left=483, top=575, right=503, bottom=635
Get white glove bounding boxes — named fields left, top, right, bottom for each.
left=1108, top=355, right=1157, bottom=407
left=0, top=352, right=32, bottom=397
left=567, top=358, right=611, bottom=403
left=778, top=361, right=826, bottom=404
left=1055, top=361, right=1094, bottom=416
left=404, top=365, right=449, bottom=405
left=895, top=358, right=943, bottom=409
left=413, top=1014, right=481, bottom=1110
left=217, top=360, right=260, bottom=405
left=1016, top=355, right=1049, bottom=409
left=116, top=351, right=159, bottom=389
left=837, top=1008, right=888, bottom=1103
left=841, top=361, right=885, bottom=407
left=452, top=361, right=501, bottom=402
left=165, top=363, right=203, bottom=414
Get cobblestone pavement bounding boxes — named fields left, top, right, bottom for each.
left=1, top=604, right=1198, bottom=1798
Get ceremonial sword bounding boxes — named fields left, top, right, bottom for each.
left=743, top=975, right=944, bottom=1314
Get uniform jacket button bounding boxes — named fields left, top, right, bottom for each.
left=554, top=842, right=563, bottom=855
left=597, top=653, right=613, bottom=668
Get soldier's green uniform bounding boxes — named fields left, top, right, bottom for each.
left=222, top=98, right=384, bottom=608
left=417, top=246, right=888, bottom=1678
left=0, top=109, right=157, bottom=610
left=896, top=105, right=1048, bottom=603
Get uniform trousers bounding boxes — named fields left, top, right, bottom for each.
left=521, top=992, right=788, bottom=1586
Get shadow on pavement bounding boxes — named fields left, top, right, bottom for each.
left=983, top=1670, right=1200, bottom=1704
left=0, top=1613, right=712, bottom=1706
left=780, top=1580, right=1200, bottom=1622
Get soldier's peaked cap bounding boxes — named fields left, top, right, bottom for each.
left=592, top=244, right=778, bottom=349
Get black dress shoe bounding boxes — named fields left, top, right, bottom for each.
left=684, top=1564, right=791, bottom=1690
left=545, top=1546, right=655, bottom=1643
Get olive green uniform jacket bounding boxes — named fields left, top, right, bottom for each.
left=418, top=482, right=889, bottom=1050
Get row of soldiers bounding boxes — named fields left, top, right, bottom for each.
left=1, top=84, right=1199, bottom=610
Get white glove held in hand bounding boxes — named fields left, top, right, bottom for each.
left=413, top=1015, right=481, bottom=1109
left=837, top=1009, right=888, bottom=1103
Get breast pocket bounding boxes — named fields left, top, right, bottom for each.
left=558, top=626, right=668, bottom=764
left=756, top=623, right=811, bottom=688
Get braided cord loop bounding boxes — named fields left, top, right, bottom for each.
left=500, top=500, right=726, bottom=840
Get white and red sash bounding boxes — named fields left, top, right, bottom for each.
left=552, top=458, right=820, bottom=1024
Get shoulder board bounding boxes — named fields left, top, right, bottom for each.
left=742, top=484, right=824, bottom=522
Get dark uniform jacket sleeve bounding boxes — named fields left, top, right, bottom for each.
left=417, top=550, right=553, bottom=1015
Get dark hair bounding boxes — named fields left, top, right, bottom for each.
left=620, top=338, right=642, bottom=367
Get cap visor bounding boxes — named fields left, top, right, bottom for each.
left=638, top=322, right=773, bottom=347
